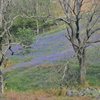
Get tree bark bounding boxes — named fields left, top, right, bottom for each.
left=77, top=49, right=86, bottom=85
left=0, top=52, right=4, bottom=95
left=0, top=69, right=4, bottom=95
left=0, top=0, right=4, bottom=28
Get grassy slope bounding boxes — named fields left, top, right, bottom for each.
left=5, top=64, right=62, bottom=92
left=5, top=63, right=100, bottom=92
left=4, top=22, right=100, bottom=100
left=5, top=27, right=100, bottom=92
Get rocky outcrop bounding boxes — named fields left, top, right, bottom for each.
left=67, top=87, right=100, bottom=97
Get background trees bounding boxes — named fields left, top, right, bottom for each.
left=13, top=0, right=52, bottom=34
left=59, top=0, right=100, bottom=85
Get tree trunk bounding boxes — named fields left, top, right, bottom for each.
left=0, top=42, right=4, bottom=96
left=0, top=54, right=4, bottom=95
left=77, top=49, right=86, bottom=85
left=0, top=0, right=4, bottom=28
left=36, top=19, right=39, bottom=35
left=0, top=69, right=4, bottom=95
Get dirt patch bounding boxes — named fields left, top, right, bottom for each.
left=3, top=92, right=96, bottom=100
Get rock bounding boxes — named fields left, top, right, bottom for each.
left=78, top=91, right=85, bottom=96
left=67, top=90, right=74, bottom=96
left=73, top=90, right=79, bottom=96
left=66, top=87, right=100, bottom=97
left=96, top=95, right=100, bottom=100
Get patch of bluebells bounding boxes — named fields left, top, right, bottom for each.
left=6, top=30, right=74, bottom=69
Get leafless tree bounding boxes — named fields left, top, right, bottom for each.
left=0, top=0, right=15, bottom=94
left=58, top=0, right=100, bottom=85
left=0, top=0, right=10, bottom=94
left=0, top=0, right=29, bottom=94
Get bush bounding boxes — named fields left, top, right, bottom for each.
left=16, top=28, right=35, bottom=46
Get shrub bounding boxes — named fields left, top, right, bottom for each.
left=16, top=28, right=35, bottom=46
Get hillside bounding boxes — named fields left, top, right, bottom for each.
left=5, top=30, right=100, bottom=72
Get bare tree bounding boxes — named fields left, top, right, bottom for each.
left=0, top=0, right=23, bottom=94
left=0, top=0, right=13, bottom=94
left=58, top=0, right=100, bottom=85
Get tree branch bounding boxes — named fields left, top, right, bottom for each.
left=86, top=40, right=100, bottom=44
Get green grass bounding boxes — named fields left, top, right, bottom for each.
left=87, top=65, right=100, bottom=86
left=39, top=24, right=66, bottom=37
left=9, top=56, right=33, bottom=65
left=5, top=63, right=100, bottom=92
left=5, top=65, right=62, bottom=92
